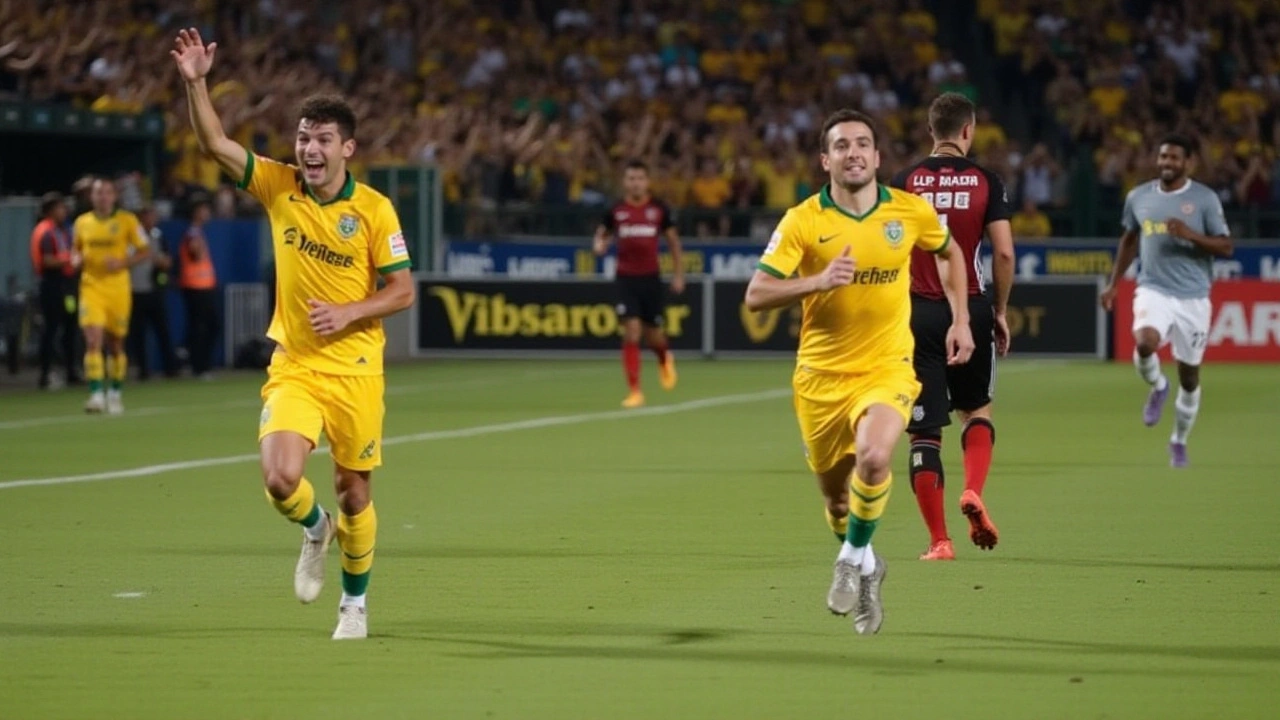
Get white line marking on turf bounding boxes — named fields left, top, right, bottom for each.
left=0, top=367, right=607, bottom=432
left=113, top=592, right=146, bottom=599
left=0, top=388, right=791, bottom=490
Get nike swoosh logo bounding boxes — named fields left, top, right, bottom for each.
left=818, top=235, right=837, bottom=243
left=288, top=195, right=305, bottom=203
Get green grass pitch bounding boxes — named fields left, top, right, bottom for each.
left=1, top=358, right=1277, bottom=719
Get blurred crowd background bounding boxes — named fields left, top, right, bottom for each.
left=3, top=0, right=1280, bottom=239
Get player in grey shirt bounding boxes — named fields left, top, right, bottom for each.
left=1101, top=134, right=1233, bottom=468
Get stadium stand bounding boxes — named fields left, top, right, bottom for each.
left=1, top=0, right=1278, bottom=238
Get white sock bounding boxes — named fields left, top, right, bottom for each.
left=340, top=592, right=367, bottom=610
left=1133, top=350, right=1167, bottom=388
left=303, top=509, right=328, bottom=541
left=1171, top=387, right=1201, bottom=444
left=860, top=545, right=877, bottom=576
left=837, top=541, right=867, bottom=567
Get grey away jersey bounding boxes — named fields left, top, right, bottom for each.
left=1121, top=179, right=1229, bottom=299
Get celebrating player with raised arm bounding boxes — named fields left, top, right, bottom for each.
left=593, top=160, right=684, bottom=408
left=1101, top=135, right=1232, bottom=468
left=172, top=28, right=416, bottom=639
left=745, top=109, right=974, bottom=635
left=890, top=93, right=1015, bottom=561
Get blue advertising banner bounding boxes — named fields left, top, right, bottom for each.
left=1007, top=242, right=1280, bottom=281
left=444, top=239, right=766, bottom=279
left=445, top=238, right=1280, bottom=281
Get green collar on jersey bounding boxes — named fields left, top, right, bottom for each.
left=304, top=171, right=356, bottom=206
left=819, top=183, right=892, bottom=221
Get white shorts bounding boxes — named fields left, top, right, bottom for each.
left=1132, top=286, right=1211, bottom=365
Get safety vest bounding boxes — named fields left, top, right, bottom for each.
left=179, top=230, right=217, bottom=290
left=29, top=218, right=74, bottom=278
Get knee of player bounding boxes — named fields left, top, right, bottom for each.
left=262, top=465, right=303, bottom=499
left=334, top=469, right=371, bottom=514
left=855, top=443, right=893, bottom=478
left=1134, top=336, right=1160, bottom=356
left=1177, top=368, right=1200, bottom=392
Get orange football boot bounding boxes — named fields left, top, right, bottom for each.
left=959, top=489, right=999, bottom=550
left=919, top=539, right=955, bottom=561
left=658, top=353, right=677, bottom=390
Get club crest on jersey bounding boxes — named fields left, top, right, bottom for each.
left=337, top=214, right=359, bottom=240
left=646, top=207, right=658, bottom=221
left=1181, top=203, right=1195, bottom=215
left=883, top=220, right=904, bottom=247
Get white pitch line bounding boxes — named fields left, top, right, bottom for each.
left=0, top=367, right=607, bottom=432
left=0, top=388, right=791, bottom=490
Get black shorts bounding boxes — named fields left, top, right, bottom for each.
left=908, top=294, right=996, bottom=433
left=615, top=274, right=665, bottom=327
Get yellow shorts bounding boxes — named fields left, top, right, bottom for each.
left=792, top=364, right=921, bottom=474
left=258, top=351, right=386, bottom=471
left=78, top=287, right=131, bottom=337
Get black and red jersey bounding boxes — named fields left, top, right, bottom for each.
left=890, top=156, right=1012, bottom=300
left=601, top=198, right=674, bottom=277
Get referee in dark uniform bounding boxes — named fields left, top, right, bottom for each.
left=128, top=206, right=179, bottom=380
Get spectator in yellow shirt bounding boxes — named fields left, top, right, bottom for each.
left=689, top=158, right=732, bottom=237
left=901, top=0, right=938, bottom=37
left=972, top=108, right=1008, bottom=155
left=1219, top=76, right=1266, bottom=125
left=754, top=152, right=801, bottom=210
left=1011, top=198, right=1052, bottom=239
left=1088, top=70, right=1127, bottom=119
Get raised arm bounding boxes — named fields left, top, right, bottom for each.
left=171, top=28, right=248, bottom=184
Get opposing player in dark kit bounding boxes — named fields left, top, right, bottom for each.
left=890, top=93, right=1015, bottom=560
left=593, top=160, right=685, bottom=408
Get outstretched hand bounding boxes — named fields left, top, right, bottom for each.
left=170, top=28, right=216, bottom=83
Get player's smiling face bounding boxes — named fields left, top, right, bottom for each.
left=1157, top=143, right=1189, bottom=184
left=295, top=119, right=355, bottom=189
left=822, top=121, right=880, bottom=190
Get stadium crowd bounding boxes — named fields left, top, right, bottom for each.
left=2, top=0, right=1279, bottom=237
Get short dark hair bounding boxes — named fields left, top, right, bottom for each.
left=624, top=159, right=649, bottom=174
left=820, top=109, right=879, bottom=152
left=40, top=191, right=64, bottom=216
left=298, top=94, right=357, bottom=140
left=1159, top=133, right=1197, bottom=158
left=928, top=93, right=976, bottom=140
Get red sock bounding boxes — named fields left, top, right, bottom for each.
left=650, top=340, right=669, bottom=364
left=961, top=419, right=995, bottom=496
left=910, top=436, right=948, bottom=544
left=622, top=342, right=641, bottom=391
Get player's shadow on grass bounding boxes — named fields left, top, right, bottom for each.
left=999, top=556, right=1280, bottom=574
left=409, top=634, right=1252, bottom=677
left=900, top=632, right=1280, bottom=664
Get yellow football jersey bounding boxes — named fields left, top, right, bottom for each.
left=237, top=153, right=412, bottom=376
left=72, top=209, right=149, bottom=293
left=757, top=184, right=950, bottom=373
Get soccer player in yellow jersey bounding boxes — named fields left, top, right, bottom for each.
left=745, top=109, right=974, bottom=635
left=72, top=177, right=151, bottom=415
left=172, top=29, right=416, bottom=640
